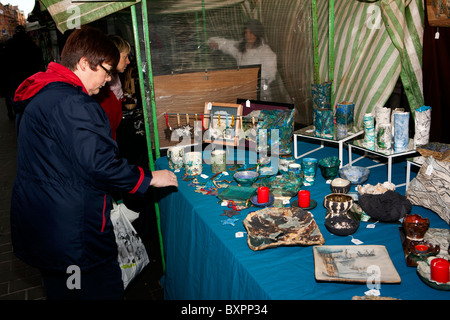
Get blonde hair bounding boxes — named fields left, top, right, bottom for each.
left=108, top=35, right=131, bottom=54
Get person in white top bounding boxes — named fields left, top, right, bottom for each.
left=208, top=19, right=277, bottom=100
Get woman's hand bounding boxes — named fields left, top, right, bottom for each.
left=150, top=170, right=178, bottom=188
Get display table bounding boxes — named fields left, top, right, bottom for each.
left=293, top=125, right=363, bottom=167
left=156, top=141, right=450, bottom=300
left=347, top=139, right=419, bottom=185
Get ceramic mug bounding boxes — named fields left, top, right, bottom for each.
left=211, top=150, right=227, bottom=174
left=302, top=157, right=318, bottom=186
left=167, top=146, right=185, bottom=170
left=184, top=151, right=202, bottom=176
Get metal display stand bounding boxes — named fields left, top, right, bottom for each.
left=405, top=156, right=425, bottom=189
left=347, top=139, right=419, bottom=185
left=293, top=125, right=364, bottom=167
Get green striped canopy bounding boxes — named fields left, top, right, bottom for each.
left=313, top=0, right=424, bottom=125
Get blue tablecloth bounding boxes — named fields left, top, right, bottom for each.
left=156, top=140, right=450, bottom=300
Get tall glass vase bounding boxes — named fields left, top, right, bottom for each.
left=311, top=81, right=333, bottom=110
left=314, top=108, right=334, bottom=139
left=336, top=101, right=354, bottom=139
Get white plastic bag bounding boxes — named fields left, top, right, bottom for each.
left=110, top=202, right=149, bottom=289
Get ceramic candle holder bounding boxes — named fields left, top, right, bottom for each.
left=184, top=151, right=202, bottom=176
left=403, top=214, right=429, bottom=241
left=167, top=146, right=185, bottom=170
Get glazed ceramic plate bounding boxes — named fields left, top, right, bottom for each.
left=291, top=199, right=317, bottom=210
left=313, top=245, right=401, bottom=283
left=250, top=195, right=275, bottom=207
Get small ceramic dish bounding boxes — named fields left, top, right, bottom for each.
left=417, top=257, right=450, bottom=291
left=251, top=195, right=275, bottom=208
left=291, top=199, right=317, bottom=210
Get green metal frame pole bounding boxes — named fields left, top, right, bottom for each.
left=131, top=3, right=166, bottom=273
left=141, top=0, right=160, bottom=159
left=312, top=0, right=320, bottom=84
left=329, top=0, right=335, bottom=107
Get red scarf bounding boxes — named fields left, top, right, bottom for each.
left=14, top=62, right=88, bottom=102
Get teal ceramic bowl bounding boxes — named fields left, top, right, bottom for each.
left=318, top=156, right=341, bottom=180
left=234, top=171, right=259, bottom=186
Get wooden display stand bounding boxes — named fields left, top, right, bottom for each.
left=154, top=66, right=261, bottom=148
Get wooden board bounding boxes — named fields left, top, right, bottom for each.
left=153, top=66, right=260, bottom=148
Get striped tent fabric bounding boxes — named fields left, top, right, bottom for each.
left=40, top=0, right=140, bottom=33
left=314, top=0, right=424, bottom=127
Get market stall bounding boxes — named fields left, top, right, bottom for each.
left=36, top=0, right=448, bottom=300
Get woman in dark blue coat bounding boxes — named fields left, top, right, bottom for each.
left=10, top=26, right=178, bottom=300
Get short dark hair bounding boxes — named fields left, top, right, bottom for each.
left=61, top=26, right=119, bottom=72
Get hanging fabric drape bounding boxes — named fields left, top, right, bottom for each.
left=315, top=0, right=424, bottom=127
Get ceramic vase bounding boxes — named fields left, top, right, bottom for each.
left=335, top=102, right=354, bottom=139
left=167, top=146, right=185, bottom=170
left=375, top=106, right=391, bottom=126
left=311, top=81, right=332, bottom=110
left=210, top=150, right=227, bottom=174
left=323, top=194, right=359, bottom=236
left=414, top=106, right=432, bottom=148
left=363, top=113, right=375, bottom=150
left=376, top=123, right=392, bottom=150
left=184, top=151, right=202, bottom=176
left=314, top=108, right=334, bottom=139
left=394, top=111, right=410, bottom=153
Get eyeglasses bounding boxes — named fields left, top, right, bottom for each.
left=99, top=64, right=113, bottom=77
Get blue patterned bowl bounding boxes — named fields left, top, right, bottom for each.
left=339, top=166, right=370, bottom=185
left=234, top=171, right=259, bottom=186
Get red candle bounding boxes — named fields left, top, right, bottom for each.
left=298, top=190, right=310, bottom=208
left=430, top=258, right=450, bottom=283
left=415, top=244, right=428, bottom=252
left=257, top=187, right=269, bottom=203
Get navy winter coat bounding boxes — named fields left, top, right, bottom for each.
left=11, top=78, right=152, bottom=272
